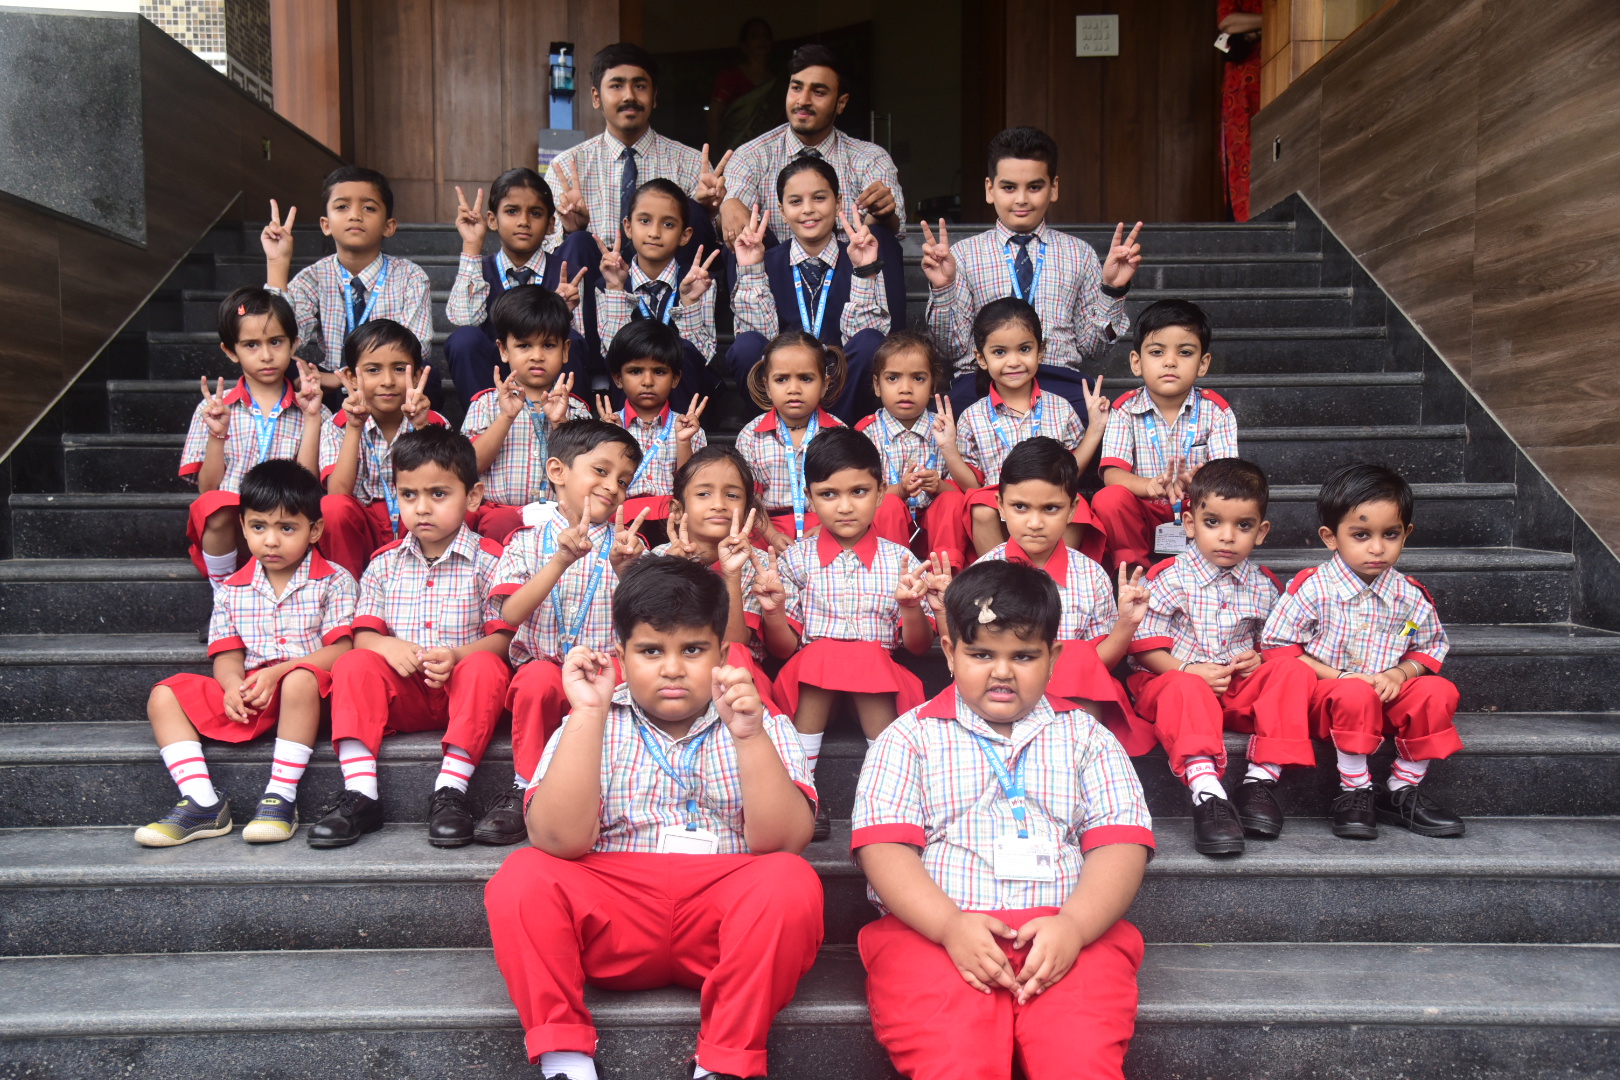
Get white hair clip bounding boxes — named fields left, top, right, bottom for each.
left=977, top=597, right=997, bottom=624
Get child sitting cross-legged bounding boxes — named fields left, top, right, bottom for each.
left=852, top=560, right=1154, bottom=1080
left=138, top=460, right=356, bottom=847
left=309, top=427, right=517, bottom=849
left=483, top=555, right=822, bottom=1080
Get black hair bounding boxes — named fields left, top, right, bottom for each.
left=489, top=167, right=555, bottom=216
left=218, top=287, right=297, bottom=351
left=590, top=42, right=659, bottom=90
left=987, top=126, right=1059, bottom=180
left=612, top=554, right=729, bottom=643
left=997, top=436, right=1081, bottom=499
left=803, top=425, right=883, bottom=487
left=787, top=43, right=847, bottom=95
left=973, top=296, right=1044, bottom=352
left=1317, top=463, right=1413, bottom=531
left=392, top=426, right=478, bottom=491
left=670, top=445, right=762, bottom=524
left=321, top=165, right=394, bottom=219
left=238, top=459, right=323, bottom=522
left=944, top=560, right=1061, bottom=646
left=342, top=318, right=422, bottom=371
left=628, top=177, right=689, bottom=230
left=490, top=284, right=572, bottom=343
left=739, top=17, right=772, bottom=43
left=548, top=417, right=644, bottom=470
left=775, top=155, right=841, bottom=203
left=1134, top=298, right=1212, bottom=354
left=871, top=329, right=947, bottom=396
left=607, top=317, right=684, bottom=376
left=746, top=331, right=847, bottom=410
left=1186, top=458, right=1270, bottom=519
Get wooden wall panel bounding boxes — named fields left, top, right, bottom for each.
left=269, top=0, right=344, bottom=152
left=502, top=0, right=570, bottom=182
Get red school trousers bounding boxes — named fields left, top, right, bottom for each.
left=484, top=848, right=824, bottom=1077
left=328, top=648, right=511, bottom=760
left=861, top=910, right=1144, bottom=1080
left=1091, top=486, right=1174, bottom=573
left=1128, top=658, right=1317, bottom=778
left=318, top=494, right=398, bottom=579
left=1309, top=673, right=1464, bottom=761
left=506, top=656, right=624, bottom=781
left=185, top=489, right=240, bottom=576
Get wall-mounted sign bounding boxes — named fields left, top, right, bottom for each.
left=1076, top=14, right=1119, bottom=57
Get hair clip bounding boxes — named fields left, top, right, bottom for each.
left=237, top=304, right=247, bottom=315
left=977, top=596, right=997, bottom=624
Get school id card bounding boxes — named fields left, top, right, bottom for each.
left=1154, top=521, right=1189, bottom=555
left=993, top=835, right=1058, bottom=882
left=656, top=824, right=721, bottom=854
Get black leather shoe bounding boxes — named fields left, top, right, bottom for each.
left=1330, top=785, right=1378, bottom=839
left=812, top=800, right=831, bottom=842
left=427, top=786, right=476, bottom=847
left=1377, top=782, right=1465, bottom=837
left=1232, top=779, right=1285, bottom=839
left=1191, top=794, right=1245, bottom=855
left=474, top=782, right=528, bottom=846
left=307, top=789, right=384, bottom=848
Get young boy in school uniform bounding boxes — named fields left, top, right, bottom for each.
left=484, top=555, right=821, bottom=1080
left=923, top=127, right=1144, bottom=418
left=598, top=317, right=708, bottom=528
left=310, top=428, right=517, bottom=849
left=262, top=167, right=437, bottom=399
left=852, top=559, right=1154, bottom=1080
left=1095, top=299, right=1239, bottom=573
left=1126, top=458, right=1316, bottom=856
left=1262, top=463, right=1466, bottom=841
left=139, top=461, right=356, bottom=847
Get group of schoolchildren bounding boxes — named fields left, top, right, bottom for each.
left=133, top=39, right=1470, bottom=1080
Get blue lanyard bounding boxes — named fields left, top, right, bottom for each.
left=625, top=406, right=677, bottom=493
left=1003, top=237, right=1045, bottom=302
left=1142, top=391, right=1202, bottom=512
left=523, top=400, right=553, bottom=501
left=541, top=521, right=610, bottom=654
left=972, top=733, right=1030, bottom=839
left=990, top=392, right=1044, bottom=458
left=779, top=410, right=820, bottom=538
left=635, top=288, right=677, bottom=324
left=341, top=256, right=390, bottom=334
left=791, top=261, right=835, bottom=339
left=246, top=388, right=289, bottom=463
left=365, top=418, right=410, bottom=532
left=883, top=414, right=939, bottom=510
left=635, top=719, right=715, bottom=829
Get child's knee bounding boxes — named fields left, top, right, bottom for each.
left=280, top=666, right=321, bottom=702
left=970, top=504, right=1000, bottom=526
left=147, top=683, right=178, bottom=713
left=202, top=508, right=237, bottom=533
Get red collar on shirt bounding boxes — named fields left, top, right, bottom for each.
left=988, top=380, right=1042, bottom=410
left=754, top=407, right=841, bottom=435
left=1004, top=536, right=1068, bottom=587
left=623, top=402, right=672, bottom=427
left=916, top=684, right=1078, bottom=719
left=222, top=548, right=339, bottom=589
left=332, top=409, right=447, bottom=430
left=817, top=525, right=879, bottom=568
left=223, top=377, right=296, bottom=410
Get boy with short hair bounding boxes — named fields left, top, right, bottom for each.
left=484, top=555, right=821, bottom=1080
left=319, top=318, right=445, bottom=578
left=461, top=286, right=592, bottom=543
left=139, top=460, right=356, bottom=847
left=1262, top=463, right=1466, bottom=840
left=922, top=126, right=1143, bottom=416
left=1127, top=458, right=1317, bottom=856
left=1095, top=299, right=1240, bottom=573
left=598, top=317, right=708, bottom=524
left=310, top=427, right=517, bottom=849
left=262, top=167, right=436, bottom=397
left=853, top=560, right=1153, bottom=1080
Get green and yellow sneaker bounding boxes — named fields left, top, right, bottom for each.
left=242, top=793, right=299, bottom=843
left=133, top=794, right=233, bottom=848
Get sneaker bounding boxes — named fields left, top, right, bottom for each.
left=1330, top=785, right=1378, bottom=839
left=307, top=789, right=384, bottom=848
left=1191, top=794, right=1245, bottom=855
left=812, top=800, right=831, bottom=843
left=1232, top=779, right=1285, bottom=839
left=242, top=792, right=299, bottom=843
left=134, top=793, right=232, bottom=848
left=427, top=786, right=477, bottom=847
left=473, top=782, right=528, bottom=846
left=1376, top=782, right=1465, bottom=838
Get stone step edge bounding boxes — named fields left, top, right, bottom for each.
left=142, top=325, right=1388, bottom=344
left=211, top=249, right=1327, bottom=268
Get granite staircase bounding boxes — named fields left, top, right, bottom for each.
left=2, top=201, right=1619, bottom=1079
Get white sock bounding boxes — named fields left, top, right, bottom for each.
left=694, top=1064, right=716, bottom=1079
left=513, top=770, right=530, bottom=790
left=264, top=738, right=313, bottom=800
left=798, top=731, right=824, bottom=778
left=1183, top=757, right=1227, bottom=803
left=336, top=737, right=379, bottom=800
left=866, top=737, right=877, bottom=749
left=161, top=741, right=217, bottom=805
left=1336, top=749, right=1371, bottom=790
left=435, top=744, right=477, bottom=792
left=1245, top=760, right=1282, bottom=784
left=202, top=549, right=238, bottom=591
left=1388, top=756, right=1431, bottom=790
left=537, top=1051, right=597, bottom=1080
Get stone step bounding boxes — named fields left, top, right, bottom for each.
left=0, top=559, right=210, bottom=634
left=0, top=942, right=1614, bottom=1080
left=1263, top=481, right=1517, bottom=547
left=1235, top=422, right=1468, bottom=484
left=60, top=433, right=193, bottom=494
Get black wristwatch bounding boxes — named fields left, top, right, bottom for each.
left=852, top=259, right=886, bottom=279
left=1100, top=280, right=1131, bottom=299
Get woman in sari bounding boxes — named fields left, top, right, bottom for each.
left=708, top=18, right=778, bottom=153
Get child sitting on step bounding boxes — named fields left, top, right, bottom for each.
left=138, top=460, right=356, bottom=847
left=1262, top=463, right=1466, bottom=841
left=484, top=555, right=821, bottom=1080
left=852, top=559, right=1153, bottom=1080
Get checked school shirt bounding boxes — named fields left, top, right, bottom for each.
left=856, top=409, right=944, bottom=510
left=1129, top=550, right=1283, bottom=667
left=955, top=382, right=1084, bottom=486
left=730, top=239, right=888, bottom=342
left=1098, top=386, right=1239, bottom=477
left=352, top=526, right=513, bottom=649
left=532, top=680, right=816, bottom=854
left=1261, top=553, right=1450, bottom=674
left=727, top=124, right=907, bottom=241
left=778, top=528, right=916, bottom=648
left=851, top=687, right=1154, bottom=914
left=491, top=520, right=629, bottom=666
left=926, top=221, right=1127, bottom=376
left=318, top=410, right=448, bottom=505
left=274, top=253, right=435, bottom=372
left=622, top=405, right=707, bottom=499
left=461, top=389, right=592, bottom=507
left=596, top=258, right=717, bottom=360
left=976, top=539, right=1117, bottom=643
left=181, top=379, right=329, bottom=492
left=543, top=128, right=704, bottom=249
left=207, top=551, right=357, bottom=670
left=445, top=249, right=549, bottom=326
left=731, top=407, right=845, bottom=512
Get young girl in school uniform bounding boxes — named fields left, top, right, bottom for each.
left=933, top=297, right=1111, bottom=561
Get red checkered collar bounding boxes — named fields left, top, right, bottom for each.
left=1003, top=535, right=1068, bottom=587
left=222, top=548, right=339, bottom=590
left=754, top=407, right=840, bottom=435
left=222, top=377, right=296, bottom=410
left=817, top=524, right=879, bottom=568
left=988, top=381, right=1042, bottom=410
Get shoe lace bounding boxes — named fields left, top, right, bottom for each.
left=483, top=784, right=524, bottom=817
left=1391, top=784, right=1438, bottom=822
left=1330, top=786, right=1374, bottom=813
left=317, top=788, right=370, bottom=817
left=429, top=787, right=469, bottom=814
left=1199, top=795, right=1239, bottom=823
